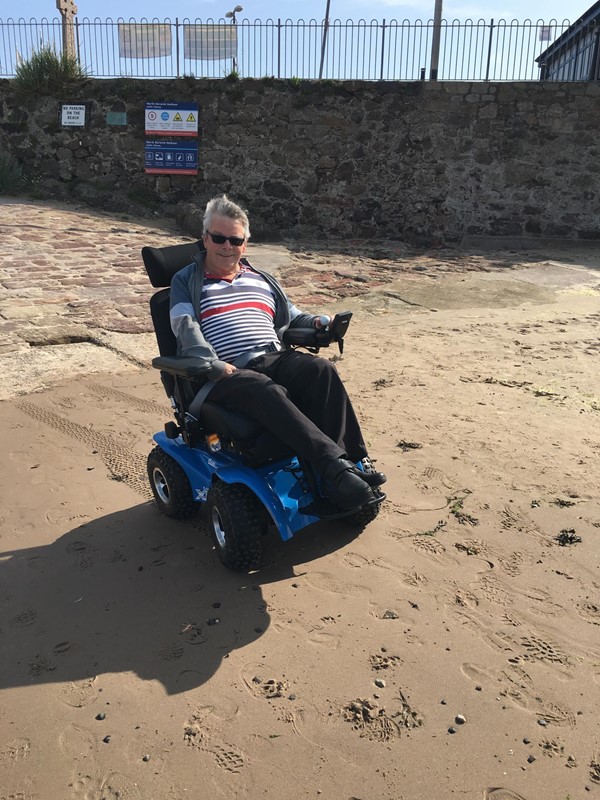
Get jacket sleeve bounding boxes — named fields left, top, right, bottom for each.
left=169, top=267, right=228, bottom=380
left=288, top=300, right=318, bottom=329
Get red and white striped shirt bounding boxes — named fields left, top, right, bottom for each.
left=200, top=266, right=280, bottom=362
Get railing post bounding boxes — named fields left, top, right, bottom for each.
left=485, top=18, right=494, bottom=81
left=175, top=17, right=180, bottom=77
left=75, top=16, right=81, bottom=66
left=277, top=17, right=281, bottom=78
left=379, top=18, right=386, bottom=80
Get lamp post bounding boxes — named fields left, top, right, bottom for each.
left=225, top=4, right=243, bottom=73
left=318, top=0, right=331, bottom=79
left=429, top=0, right=442, bottom=79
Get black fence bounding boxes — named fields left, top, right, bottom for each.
left=1, top=16, right=597, bottom=81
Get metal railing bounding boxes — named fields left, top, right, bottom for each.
left=0, top=16, right=594, bottom=81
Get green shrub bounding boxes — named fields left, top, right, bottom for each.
left=0, top=153, right=22, bottom=194
left=12, top=45, right=87, bottom=96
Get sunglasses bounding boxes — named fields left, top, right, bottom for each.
left=206, top=231, right=246, bottom=247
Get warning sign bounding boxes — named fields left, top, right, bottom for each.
left=144, top=102, right=198, bottom=136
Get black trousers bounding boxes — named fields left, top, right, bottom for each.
left=207, top=350, right=368, bottom=471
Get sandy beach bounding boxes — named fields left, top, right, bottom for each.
left=1, top=198, right=599, bottom=800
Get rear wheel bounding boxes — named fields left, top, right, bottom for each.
left=207, top=481, right=266, bottom=571
left=147, top=446, right=197, bottom=519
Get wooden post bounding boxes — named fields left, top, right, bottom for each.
left=56, top=0, right=78, bottom=59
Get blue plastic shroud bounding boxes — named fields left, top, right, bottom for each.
left=153, top=431, right=321, bottom=541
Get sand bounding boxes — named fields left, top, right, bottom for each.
left=1, top=198, right=600, bottom=800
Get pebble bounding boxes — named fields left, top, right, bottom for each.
left=382, top=610, right=399, bottom=619
left=448, top=727, right=457, bottom=734
left=455, top=714, right=466, bottom=725
left=207, top=618, right=220, bottom=626
left=527, top=755, right=536, bottom=764
left=102, top=735, right=111, bottom=744
left=374, top=678, right=386, bottom=689
left=142, top=754, right=150, bottom=762
left=252, top=676, right=262, bottom=684
left=95, top=713, right=106, bottom=720
left=440, top=699, right=447, bottom=705
left=291, top=583, right=299, bottom=588
left=288, top=694, right=296, bottom=701
left=211, top=602, right=221, bottom=608
left=523, top=738, right=531, bottom=744
left=475, top=685, right=482, bottom=691
left=537, top=718, right=548, bottom=727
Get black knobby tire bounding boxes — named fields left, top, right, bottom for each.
left=207, top=481, right=266, bottom=571
left=147, top=446, right=197, bottom=519
left=342, top=499, right=381, bottom=528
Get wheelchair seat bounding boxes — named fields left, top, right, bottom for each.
left=142, top=241, right=291, bottom=466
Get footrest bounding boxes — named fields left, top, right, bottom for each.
left=301, top=492, right=385, bottom=520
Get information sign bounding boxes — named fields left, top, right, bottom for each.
left=145, top=102, right=198, bottom=137
left=144, top=139, right=198, bottom=175
left=61, top=104, right=86, bottom=127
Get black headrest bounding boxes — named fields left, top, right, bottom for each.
left=141, top=241, right=205, bottom=287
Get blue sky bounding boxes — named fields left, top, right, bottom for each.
left=14, top=0, right=590, bottom=23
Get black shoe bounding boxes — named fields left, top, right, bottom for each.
left=321, top=458, right=374, bottom=511
left=355, top=457, right=386, bottom=487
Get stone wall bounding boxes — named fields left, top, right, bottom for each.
left=0, top=77, right=598, bottom=243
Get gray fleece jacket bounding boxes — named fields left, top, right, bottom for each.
left=169, top=250, right=318, bottom=381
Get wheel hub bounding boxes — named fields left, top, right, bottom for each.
left=152, top=467, right=170, bottom=505
left=211, top=507, right=227, bottom=549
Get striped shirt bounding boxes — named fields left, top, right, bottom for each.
left=200, top=266, right=280, bottom=362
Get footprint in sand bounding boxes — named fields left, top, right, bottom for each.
left=240, top=663, right=289, bottom=700
left=304, top=571, right=371, bottom=597
left=461, top=662, right=576, bottom=727
left=72, top=772, right=142, bottom=800
left=0, top=738, right=31, bottom=763
left=483, top=790, right=528, bottom=800
left=410, top=536, right=458, bottom=566
left=184, top=717, right=246, bottom=774
left=10, top=609, right=37, bottom=628
left=60, top=677, right=98, bottom=708
left=59, top=724, right=96, bottom=760
left=157, top=642, right=184, bottom=661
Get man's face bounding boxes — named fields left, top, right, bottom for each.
left=203, top=214, right=247, bottom=276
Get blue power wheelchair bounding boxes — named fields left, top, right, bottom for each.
left=142, top=241, right=385, bottom=571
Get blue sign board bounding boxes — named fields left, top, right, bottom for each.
left=144, top=139, right=198, bottom=175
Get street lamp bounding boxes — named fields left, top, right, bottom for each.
left=225, top=4, right=243, bottom=73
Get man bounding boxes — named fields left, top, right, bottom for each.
left=170, top=194, right=385, bottom=511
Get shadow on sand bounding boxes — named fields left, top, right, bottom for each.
left=0, top=501, right=360, bottom=697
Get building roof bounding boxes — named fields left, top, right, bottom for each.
left=536, top=0, right=600, bottom=62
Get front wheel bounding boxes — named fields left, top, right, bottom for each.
left=341, top=499, right=382, bottom=528
left=206, top=481, right=266, bottom=571
left=147, top=446, right=197, bottom=519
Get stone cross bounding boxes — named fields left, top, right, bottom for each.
left=56, top=0, right=78, bottom=59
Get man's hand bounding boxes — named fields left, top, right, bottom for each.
left=314, top=315, right=331, bottom=330
left=217, top=363, right=237, bottom=379
left=217, top=364, right=237, bottom=382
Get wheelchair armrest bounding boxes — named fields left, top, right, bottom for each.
left=283, top=311, right=353, bottom=351
left=283, top=328, right=320, bottom=348
left=152, top=356, right=212, bottom=379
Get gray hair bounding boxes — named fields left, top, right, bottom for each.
left=203, top=194, right=251, bottom=240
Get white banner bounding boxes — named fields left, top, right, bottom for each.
left=118, top=23, right=172, bottom=59
left=183, top=24, right=237, bottom=61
